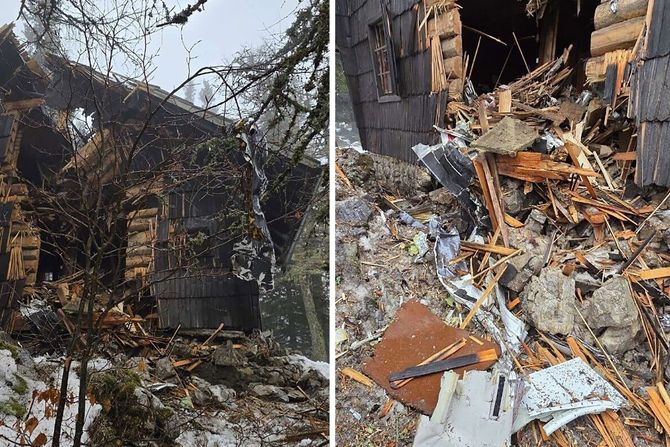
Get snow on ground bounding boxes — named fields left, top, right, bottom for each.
left=0, top=352, right=104, bottom=446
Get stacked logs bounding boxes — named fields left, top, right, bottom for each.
left=125, top=207, right=158, bottom=282
left=424, top=0, right=463, bottom=99
left=587, top=0, right=649, bottom=82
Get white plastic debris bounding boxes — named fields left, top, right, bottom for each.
left=414, top=370, right=515, bottom=447
left=513, top=357, right=626, bottom=435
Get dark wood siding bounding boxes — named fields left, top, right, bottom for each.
left=154, top=273, right=261, bottom=330
left=337, top=0, right=448, bottom=162
left=633, top=0, right=670, bottom=186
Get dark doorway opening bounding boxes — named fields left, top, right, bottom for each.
left=459, top=0, right=539, bottom=93
left=459, top=0, right=600, bottom=93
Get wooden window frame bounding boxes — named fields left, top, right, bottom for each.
left=368, top=17, right=400, bottom=102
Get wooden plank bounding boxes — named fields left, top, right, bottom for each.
left=1, top=98, right=45, bottom=112
left=496, top=151, right=600, bottom=183
left=473, top=159, right=499, bottom=230
left=594, top=0, right=648, bottom=30
left=481, top=154, right=509, bottom=247
left=591, top=16, right=645, bottom=57
left=498, top=88, right=512, bottom=113
left=613, top=151, right=637, bottom=160
left=637, top=267, right=670, bottom=280
left=461, top=241, right=517, bottom=256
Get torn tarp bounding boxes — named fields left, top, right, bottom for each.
left=413, top=370, right=516, bottom=447
left=231, top=126, right=276, bottom=292
left=513, top=357, right=626, bottom=435
left=412, top=141, right=484, bottom=227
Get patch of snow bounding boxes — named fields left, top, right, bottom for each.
left=289, top=354, right=329, bottom=379
left=0, top=356, right=101, bottom=445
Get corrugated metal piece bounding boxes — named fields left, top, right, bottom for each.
left=362, top=300, right=500, bottom=415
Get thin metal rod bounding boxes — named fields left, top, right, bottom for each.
left=513, top=31, right=530, bottom=73
left=467, top=36, right=482, bottom=81
left=462, top=24, right=507, bottom=46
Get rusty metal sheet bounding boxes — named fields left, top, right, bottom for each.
left=362, top=300, right=500, bottom=415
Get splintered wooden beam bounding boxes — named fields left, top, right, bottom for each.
left=564, top=138, right=598, bottom=199
left=496, top=151, right=600, bottom=183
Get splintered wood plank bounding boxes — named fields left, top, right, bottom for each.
left=496, top=151, right=600, bottom=182
left=481, top=154, right=509, bottom=247
left=637, top=267, right=670, bottom=280
left=498, top=88, right=512, bottom=113
left=473, top=158, right=499, bottom=230
left=477, top=100, right=490, bottom=133
left=565, top=139, right=599, bottom=199
left=461, top=241, right=517, bottom=256
left=613, top=151, right=637, bottom=160
left=340, top=367, right=374, bottom=387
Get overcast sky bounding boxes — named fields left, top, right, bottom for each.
left=0, top=0, right=299, bottom=91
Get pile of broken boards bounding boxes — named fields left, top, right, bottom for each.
left=338, top=53, right=670, bottom=446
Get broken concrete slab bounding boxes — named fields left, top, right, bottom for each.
left=579, top=275, right=642, bottom=354
left=471, top=116, right=539, bottom=156
left=362, top=300, right=500, bottom=415
left=521, top=267, right=576, bottom=335
left=501, top=227, right=551, bottom=293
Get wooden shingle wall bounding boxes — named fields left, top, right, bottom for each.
left=632, top=0, right=670, bottom=186
left=337, top=0, right=458, bottom=162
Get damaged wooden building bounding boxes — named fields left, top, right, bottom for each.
left=336, top=0, right=669, bottom=187
left=0, top=24, right=323, bottom=332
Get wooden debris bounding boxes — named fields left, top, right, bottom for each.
left=340, top=367, right=374, bottom=387
left=496, top=151, right=600, bottom=183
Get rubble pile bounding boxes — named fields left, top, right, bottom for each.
left=0, top=328, right=328, bottom=446
left=335, top=49, right=670, bottom=446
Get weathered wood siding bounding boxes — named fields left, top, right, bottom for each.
left=632, top=0, right=670, bottom=186
left=337, top=0, right=449, bottom=162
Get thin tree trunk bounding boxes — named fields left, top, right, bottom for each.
left=51, top=356, right=72, bottom=447
left=300, top=274, right=326, bottom=361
